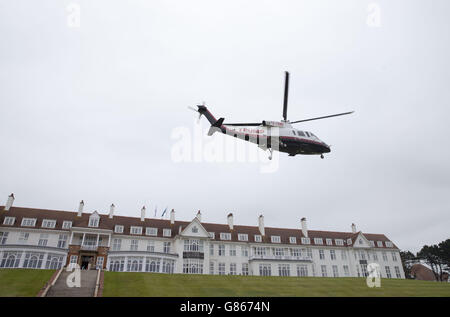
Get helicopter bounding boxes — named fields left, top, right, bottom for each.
left=189, top=71, right=353, bottom=160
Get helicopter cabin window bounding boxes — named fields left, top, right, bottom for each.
left=298, top=131, right=305, bottom=137
left=305, top=132, right=310, bottom=137
left=292, top=130, right=296, bottom=136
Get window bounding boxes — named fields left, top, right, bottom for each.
left=130, top=226, right=142, bottom=235
left=112, top=238, right=122, bottom=251
left=127, top=257, right=143, bottom=272
left=254, top=246, right=266, bottom=256
left=392, top=252, right=398, bottom=261
left=289, top=237, right=297, bottom=244
left=218, top=244, right=225, bottom=256
left=45, top=254, right=64, bottom=269
left=219, top=263, right=226, bottom=275
left=330, top=250, right=336, bottom=260
left=220, top=233, right=231, bottom=240
left=0, top=252, right=22, bottom=268
left=242, top=263, right=249, bottom=276
left=301, top=237, right=310, bottom=244
left=209, top=232, right=215, bottom=239
left=385, top=241, right=393, bottom=248
left=319, top=249, right=325, bottom=260
left=0, top=232, right=8, bottom=244
left=96, top=256, right=104, bottom=269
left=183, top=259, right=203, bottom=274
left=382, top=251, right=388, bottom=261
left=298, top=131, right=305, bottom=137
left=259, top=264, right=271, bottom=276
left=147, top=241, right=155, bottom=252
left=114, top=225, right=124, bottom=233
left=254, top=235, right=262, bottom=242
left=209, top=244, right=214, bottom=256
left=229, top=245, right=236, bottom=256
left=238, top=233, right=248, bottom=241
left=341, top=250, right=347, bottom=260
left=146, top=227, right=157, bottom=236
left=321, top=265, right=327, bottom=277
left=3, top=217, right=15, bottom=225
left=292, top=130, right=296, bottom=135
left=271, top=236, right=281, bottom=243
left=373, top=252, right=379, bottom=261
left=110, top=257, right=125, bottom=272
left=360, top=250, right=366, bottom=260
left=21, top=218, right=36, bottom=227
left=307, top=248, right=313, bottom=258
left=162, top=259, right=175, bottom=274
left=230, top=263, right=237, bottom=275
left=62, top=221, right=72, bottom=229
left=38, top=234, right=48, bottom=246
left=130, top=239, right=139, bottom=251
left=305, top=132, right=310, bottom=137
left=314, top=238, right=323, bottom=245
left=88, top=217, right=99, bottom=228
left=347, top=238, right=352, bottom=245
left=377, top=241, right=384, bottom=247
left=273, top=248, right=284, bottom=257
left=385, top=266, right=392, bottom=278
left=335, top=239, right=344, bottom=246
left=57, top=234, right=68, bottom=248
left=332, top=265, right=339, bottom=277
left=209, top=261, right=214, bottom=274
left=369, top=240, right=375, bottom=247
left=326, top=238, right=333, bottom=245
left=394, top=266, right=401, bottom=278
left=18, top=232, right=29, bottom=244
left=144, top=257, right=160, bottom=272
left=297, top=265, right=308, bottom=277
left=69, top=255, right=78, bottom=267
left=343, top=265, right=350, bottom=277
left=163, top=242, right=171, bottom=253
left=184, top=239, right=204, bottom=252
left=278, top=264, right=290, bottom=277
left=290, top=248, right=301, bottom=257
left=163, top=229, right=171, bottom=237
left=241, top=246, right=249, bottom=257
left=41, top=219, right=56, bottom=228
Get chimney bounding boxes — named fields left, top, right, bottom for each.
left=4, top=193, right=15, bottom=211
left=196, top=210, right=202, bottom=222
left=77, top=200, right=84, bottom=217
left=301, top=217, right=308, bottom=238
left=170, top=209, right=175, bottom=224
left=109, top=204, right=115, bottom=219
left=351, top=223, right=356, bottom=233
left=258, top=215, right=265, bottom=236
left=227, top=213, right=234, bottom=230
left=141, top=206, right=146, bottom=222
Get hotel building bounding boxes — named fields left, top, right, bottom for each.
left=0, top=194, right=405, bottom=278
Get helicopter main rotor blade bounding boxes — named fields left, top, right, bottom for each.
left=223, top=122, right=261, bottom=126
left=290, top=111, right=354, bottom=124
left=283, top=71, right=289, bottom=121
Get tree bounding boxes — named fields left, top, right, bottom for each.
left=400, top=250, right=416, bottom=279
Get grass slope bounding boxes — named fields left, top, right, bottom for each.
left=103, top=272, right=450, bottom=297
left=0, top=269, right=55, bottom=297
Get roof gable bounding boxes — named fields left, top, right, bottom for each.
left=179, top=218, right=210, bottom=238
left=352, top=232, right=372, bottom=248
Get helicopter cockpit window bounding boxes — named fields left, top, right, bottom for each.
left=292, top=130, right=296, bottom=136
left=305, top=132, right=310, bottom=137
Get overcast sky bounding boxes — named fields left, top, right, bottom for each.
left=1, top=0, right=449, bottom=253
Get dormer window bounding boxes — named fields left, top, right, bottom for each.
left=254, top=235, right=262, bottom=242
left=377, top=241, right=384, bottom=247
left=42, top=219, right=56, bottom=228
left=209, top=232, right=215, bottom=239
left=271, top=236, right=281, bottom=243
left=62, top=221, right=72, bottom=229
left=314, top=238, right=323, bottom=245
left=220, top=233, right=231, bottom=240
left=115, top=225, right=124, bottom=233
left=347, top=238, right=352, bottom=245
left=88, top=211, right=100, bottom=228
left=3, top=217, right=15, bottom=225
left=163, top=229, right=171, bottom=237
left=385, top=241, right=393, bottom=248
left=130, top=226, right=143, bottom=235
left=326, top=238, right=333, bottom=245
left=301, top=237, right=310, bottom=244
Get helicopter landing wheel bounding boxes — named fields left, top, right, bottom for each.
left=320, top=154, right=324, bottom=159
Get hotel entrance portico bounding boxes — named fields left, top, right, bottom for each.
left=67, top=229, right=112, bottom=270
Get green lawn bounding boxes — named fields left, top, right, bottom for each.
left=0, top=269, right=55, bottom=297
left=103, top=272, right=450, bottom=297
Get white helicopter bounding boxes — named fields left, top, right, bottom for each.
left=189, top=71, right=353, bottom=160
